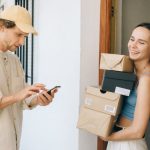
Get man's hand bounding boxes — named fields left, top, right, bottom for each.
left=36, top=88, right=58, bottom=106
left=13, top=83, right=45, bottom=102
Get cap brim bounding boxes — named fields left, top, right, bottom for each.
left=16, top=22, right=38, bottom=35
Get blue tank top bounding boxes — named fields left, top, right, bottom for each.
left=121, top=87, right=137, bottom=120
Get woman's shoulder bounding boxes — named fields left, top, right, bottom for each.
left=138, top=72, right=150, bottom=89
left=140, top=65, right=150, bottom=78
left=136, top=73, right=150, bottom=102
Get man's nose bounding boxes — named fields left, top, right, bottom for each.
left=19, top=36, right=25, bottom=45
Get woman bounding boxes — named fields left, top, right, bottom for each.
left=101, top=23, right=150, bottom=150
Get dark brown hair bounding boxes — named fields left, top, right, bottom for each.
left=136, top=22, right=150, bottom=31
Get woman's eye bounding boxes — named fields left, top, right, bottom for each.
left=139, top=41, right=145, bottom=44
left=130, top=38, right=134, bottom=41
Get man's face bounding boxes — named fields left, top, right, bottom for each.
left=1, top=26, right=28, bottom=52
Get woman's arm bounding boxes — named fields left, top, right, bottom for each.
left=101, top=75, right=150, bottom=141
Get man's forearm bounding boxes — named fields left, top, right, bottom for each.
left=0, top=95, right=17, bottom=109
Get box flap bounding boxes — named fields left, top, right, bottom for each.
left=100, top=53, right=125, bottom=69
left=86, top=86, right=120, bottom=101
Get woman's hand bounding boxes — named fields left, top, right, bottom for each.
left=99, top=136, right=111, bottom=142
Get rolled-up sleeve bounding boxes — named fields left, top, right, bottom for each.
left=23, top=94, right=38, bottom=110
left=22, top=82, right=38, bottom=110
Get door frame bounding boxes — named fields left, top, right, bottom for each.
left=98, top=0, right=112, bottom=149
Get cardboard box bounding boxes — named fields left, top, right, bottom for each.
left=100, top=53, right=134, bottom=72
left=84, top=86, right=122, bottom=116
left=77, top=107, right=115, bottom=137
left=101, top=70, right=137, bottom=96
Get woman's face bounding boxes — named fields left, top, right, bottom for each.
left=128, top=27, right=150, bottom=61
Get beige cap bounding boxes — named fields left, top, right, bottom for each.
left=0, top=5, right=37, bottom=35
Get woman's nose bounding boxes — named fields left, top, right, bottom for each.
left=131, top=41, right=137, bottom=48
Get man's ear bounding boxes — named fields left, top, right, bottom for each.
left=0, top=25, right=5, bottom=31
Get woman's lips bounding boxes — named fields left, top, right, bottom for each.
left=129, top=49, right=140, bottom=54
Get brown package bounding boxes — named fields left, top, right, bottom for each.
left=84, top=86, right=122, bottom=116
left=100, top=53, right=134, bottom=72
left=77, top=107, right=115, bottom=137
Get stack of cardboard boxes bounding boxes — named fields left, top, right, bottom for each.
left=100, top=53, right=136, bottom=96
left=77, top=53, right=136, bottom=137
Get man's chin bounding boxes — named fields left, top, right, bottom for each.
left=9, top=47, right=18, bottom=52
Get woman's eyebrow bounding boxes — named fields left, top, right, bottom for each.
left=138, top=39, right=148, bottom=43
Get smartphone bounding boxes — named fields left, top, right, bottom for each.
left=47, top=86, right=61, bottom=95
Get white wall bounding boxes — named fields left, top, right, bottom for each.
left=21, top=0, right=80, bottom=150
left=79, top=0, right=100, bottom=150
left=0, top=0, right=100, bottom=149
left=0, top=0, right=14, bottom=9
